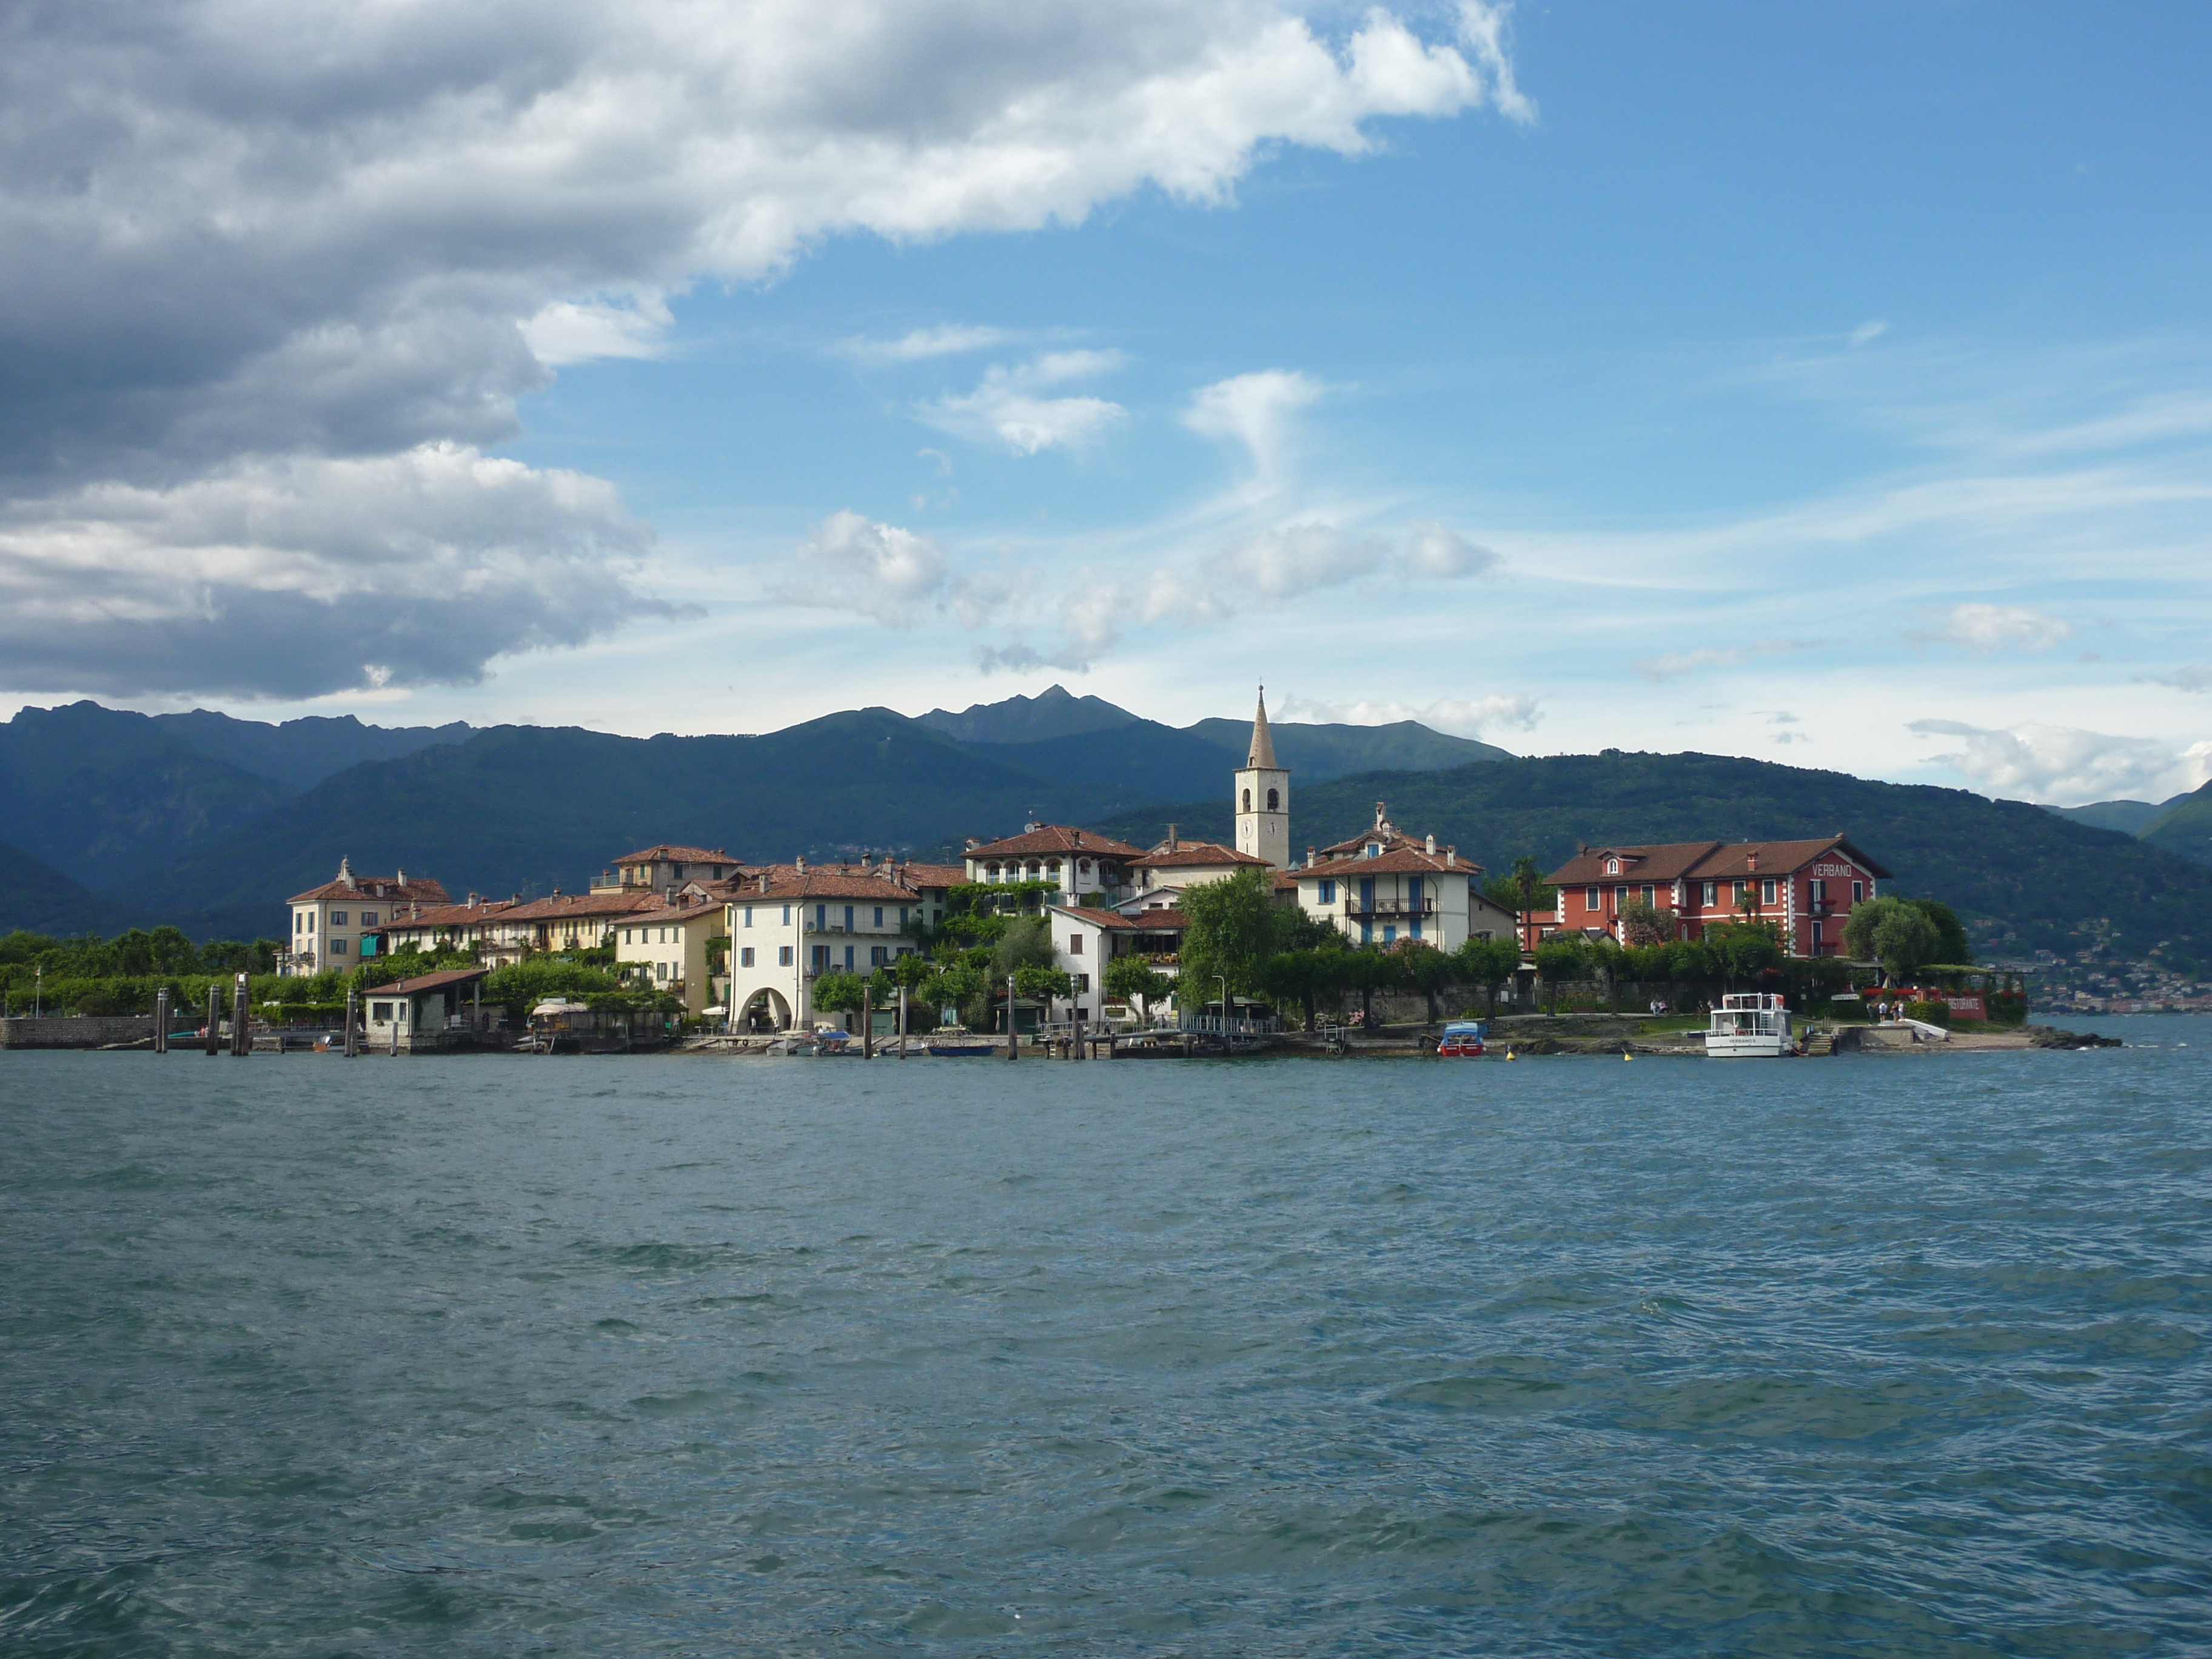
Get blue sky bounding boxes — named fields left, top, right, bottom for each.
left=4, top=2, right=2209, bottom=805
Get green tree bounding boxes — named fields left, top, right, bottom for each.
left=989, top=914, right=1057, bottom=981
left=1403, top=941, right=1460, bottom=1024
left=1533, top=937, right=1584, bottom=1014
left=1103, top=954, right=1171, bottom=1021
left=1013, top=962, right=1074, bottom=1007
left=1845, top=897, right=1945, bottom=983
left=1907, top=899, right=1973, bottom=967
left=1341, top=945, right=1405, bottom=1026
left=1618, top=899, right=1674, bottom=946
left=1454, top=936, right=1520, bottom=1018
left=812, top=971, right=870, bottom=1018
left=1708, top=920, right=1783, bottom=986
left=1178, top=867, right=1287, bottom=1002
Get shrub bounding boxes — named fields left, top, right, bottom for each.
left=1902, top=999, right=1951, bottom=1028
left=1986, top=990, right=2028, bottom=1027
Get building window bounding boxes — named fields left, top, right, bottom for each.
left=371, top=1002, right=392, bottom=1021
left=1586, top=886, right=1601, bottom=911
left=1079, top=860, right=1091, bottom=875
left=740, top=947, right=756, bottom=968
left=873, top=906, right=883, bottom=928
left=332, top=939, right=349, bottom=954
left=1605, top=857, right=1618, bottom=875
left=778, top=945, right=793, bottom=966
left=1762, top=879, right=1777, bottom=906
left=1382, top=924, right=1396, bottom=945
left=1810, top=879, right=1826, bottom=905
left=781, top=905, right=791, bottom=925
left=1853, top=880, right=1865, bottom=904
left=899, top=907, right=909, bottom=927
left=360, top=911, right=377, bottom=927
left=656, top=962, right=668, bottom=980
left=306, top=913, right=315, bottom=933
left=811, top=945, right=829, bottom=971
left=1242, top=788, right=1252, bottom=811
left=743, top=907, right=754, bottom=928
left=623, top=929, right=632, bottom=943
left=1367, top=843, right=1382, bottom=857
left=1319, top=878, right=1336, bottom=904
left=332, top=911, right=347, bottom=926
left=1642, top=885, right=1655, bottom=908
left=1410, top=920, right=1422, bottom=940
left=1701, top=881, right=1717, bottom=907
left=1069, top=934, right=1084, bottom=954
left=843, top=945, right=855, bottom=970
left=1266, top=788, right=1279, bottom=811
left=815, top=904, right=826, bottom=930
left=295, top=914, right=303, bottom=933
left=871, top=946, right=887, bottom=966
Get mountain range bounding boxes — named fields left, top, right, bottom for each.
left=3, top=691, right=2208, bottom=969
left=0, top=691, right=1504, bottom=941
left=2048, top=788, right=2212, bottom=867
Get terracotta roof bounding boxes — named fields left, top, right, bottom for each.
left=1132, top=841, right=1268, bottom=870
left=890, top=862, right=967, bottom=890
left=620, top=898, right=724, bottom=927
left=376, top=967, right=490, bottom=995
left=965, top=825, right=1145, bottom=860
left=612, top=844, right=738, bottom=865
left=289, top=872, right=451, bottom=905
left=730, top=870, right=927, bottom=902
left=1272, top=871, right=1302, bottom=891
left=1124, top=909, right=1189, bottom=931
left=379, top=900, right=517, bottom=929
left=1547, top=836, right=1891, bottom=886
left=1049, top=904, right=1144, bottom=930
left=1297, top=846, right=1481, bottom=878
left=497, top=891, right=664, bottom=923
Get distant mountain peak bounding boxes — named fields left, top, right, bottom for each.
left=916, top=685, right=1141, bottom=745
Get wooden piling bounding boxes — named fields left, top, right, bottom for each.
left=343, top=988, right=359, bottom=1057
left=231, top=974, right=250, bottom=1056
left=154, top=988, right=168, bottom=1054
left=862, top=987, right=874, bottom=1060
left=205, top=984, right=221, bottom=1056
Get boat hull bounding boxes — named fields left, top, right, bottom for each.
left=926, top=1042, right=999, bottom=1057
left=1703, top=1033, right=1791, bottom=1058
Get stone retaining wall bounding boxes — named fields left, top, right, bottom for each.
left=1, top=1015, right=161, bottom=1049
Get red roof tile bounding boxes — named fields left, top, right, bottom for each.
left=612, top=844, right=739, bottom=866
left=1132, top=841, right=1269, bottom=870
left=1295, top=846, right=1480, bottom=877
left=1547, top=836, right=1891, bottom=886
left=289, top=872, right=451, bottom=905
left=965, top=825, right=1145, bottom=860
left=375, top=967, right=490, bottom=995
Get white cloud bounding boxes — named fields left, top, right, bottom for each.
left=925, top=352, right=1128, bottom=454
left=0, top=0, right=1521, bottom=694
left=520, top=293, right=674, bottom=366
left=840, top=325, right=1015, bottom=365
left=1849, top=320, right=1888, bottom=347
left=1908, top=718, right=2212, bottom=805
left=1185, top=370, right=1324, bottom=487
left=1939, top=603, right=2073, bottom=652
left=0, top=444, right=662, bottom=698
left=1632, top=639, right=1824, bottom=680
left=781, top=511, right=950, bottom=626
left=1405, top=520, right=1500, bottom=578
left=1276, top=692, right=1541, bottom=739
left=2158, top=662, right=2212, bottom=692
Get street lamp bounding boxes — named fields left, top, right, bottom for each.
left=1215, top=973, right=1228, bottom=1030
left=33, top=965, right=41, bottom=1019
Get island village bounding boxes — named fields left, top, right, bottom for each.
left=233, top=692, right=2003, bottom=1061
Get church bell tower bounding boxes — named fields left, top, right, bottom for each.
left=1234, top=688, right=1290, bottom=870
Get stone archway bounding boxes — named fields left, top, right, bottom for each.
left=739, top=987, right=793, bottom=1031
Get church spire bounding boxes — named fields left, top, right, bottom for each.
left=1245, top=686, right=1278, bottom=770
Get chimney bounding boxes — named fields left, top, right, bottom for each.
left=795, top=856, right=806, bottom=873
left=1446, top=846, right=1458, bottom=867
left=757, top=871, right=769, bottom=895
left=1167, top=823, right=1179, bottom=851
left=965, top=837, right=981, bottom=851
left=552, top=886, right=562, bottom=897
left=397, top=868, right=406, bottom=886
left=1425, top=833, right=1436, bottom=855
left=1374, top=800, right=1387, bottom=829
left=1073, top=830, right=1083, bottom=848
left=1307, top=846, right=1318, bottom=867
left=1746, top=848, right=1760, bottom=873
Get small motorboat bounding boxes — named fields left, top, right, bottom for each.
left=1436, top=1020, right=1487, bottom=1057
left=925, top=1026, right=998, bottom=1057
left=1704, top=993, right=1793, bottom=1058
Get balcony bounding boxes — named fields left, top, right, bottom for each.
left=1341, top=899, right=1438, bottom=920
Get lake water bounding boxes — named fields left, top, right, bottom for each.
left=4, top=1019, right=2208, bottom=1655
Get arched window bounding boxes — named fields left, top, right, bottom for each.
left=1266, top=788, right=1279, bottom=811
left=1242, top=788, right=1252, bottom=811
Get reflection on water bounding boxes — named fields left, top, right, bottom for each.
left=4, top=1019, right=2209, bottom=1654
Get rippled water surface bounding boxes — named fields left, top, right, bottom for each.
left=4, top=1021, right=2210, bottom=1655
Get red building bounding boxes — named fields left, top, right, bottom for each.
left=1535, top=836, right=1891, bottom=958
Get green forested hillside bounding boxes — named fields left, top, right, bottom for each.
left=1096, top=750, right=2212, bottom=964
left=2140, top=781, right=2212, bottom=866
left=0, top=840, right=127, bottom=936
left=1182, top=717, right=1507, bottom=774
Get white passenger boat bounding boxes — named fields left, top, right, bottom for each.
left=1703, top=993, right=1794, bottom=1058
